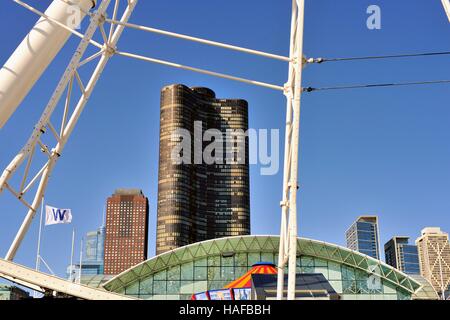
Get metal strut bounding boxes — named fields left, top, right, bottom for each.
left=276, top=0, right=305, bottom=300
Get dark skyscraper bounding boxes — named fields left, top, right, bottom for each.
left=156, top=84, right=250, bottom=255
left=104, top=189, right=149, bottom=275
left=384, top=236, right=420, bottom=275
left=346, top=216, right=380, bottom=259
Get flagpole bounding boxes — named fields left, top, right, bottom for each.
left=78, top=238, right=83, bottom=284
left=69, top=228, right=75, bottom=282
left=33, top=197, right=44, bottom=298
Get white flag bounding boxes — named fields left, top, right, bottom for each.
left=45, top=205, right=72, bottom=226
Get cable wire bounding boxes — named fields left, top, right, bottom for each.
left=304, top=79, right=450, bottom=92
left=309, top=51, right=450, bottom=64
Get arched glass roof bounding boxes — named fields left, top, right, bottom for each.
left=103, top=235, right=424, bottom=295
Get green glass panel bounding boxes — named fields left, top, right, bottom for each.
left=328, top=262, right=342, bottom=280
left=261, top=253, right=274, bottom=263
left=208, top=267, right=221, bottom=281
left=186, top=247, right=197, bottom=260
left=194, top=257, right=207, bottom=267
left=180, top=281, right=194, bottom=294
left=235, top=253, right=248, bottom=267
left=208, top=255, right=220, bottom=267
left=235, top=267, right=248, bottom=278
left=342, top=265, right=356, bottom=281
left=397, top=290, right=411, bottom=300
left=355, top=269, right=368, bottom=281
left=167, top=281, right=181, bottom=294
left=154, top=269, right=167, bottom=281
left=208, top=242, right=221, bottom=255
left=139, top=264, right=152, bottom=278
left=221, top=240, right=234, bottom=253
left=316, top=245, right=329, bottom=259
left=167, top=253, right=180, bottom=266
left=248, top=253, right=261, bottom=266
left=194, top=266, right=207, bottom=280
left=235, top=239, right=249, bottom=251
left=356, top=280, right=369, bottom=294
left=153, top=257, right=166, bottom=271
left=248, top=238, right=261, bottom=250
left=228, top=238, right=240, bottom=250
left=139, top=277, right=153, bottom=295
left=221, top=266, right=235, bottom=281
left=221, top=256, right=234, bottom=267
left=300, top=256, right=314, bottom=267
left=329, top=280, right=343, bottom=293
left=314, top=266, right=329, bottom=278
left=342, top=280, right=357, bottom=294
left=300, top=266, right=314, bottom=273
left=261, top=237, right=276, bottom=251
left=199, top=242, right=212, bottom=254
left=167, top=265, right=180, bottom=281
left=131, top=265, right=144, bottom=277
left=242, top=237, right=254, bottom=249
left=382, top=280, right=397, bottom=294
left=181, top=262, right=194, bottom=280
left=153, top=281, right=167, bottom=295
left=125, top=281, right=140, bottom=295
left=193, top=281, right=207, bottom=293
left=315, top=258, right=328, bottom=267
left=195, top=244, right=208, bottom=258
left=208, top=281, right=228, bottom=290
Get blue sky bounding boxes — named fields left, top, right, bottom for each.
left=0, top=0, right=450, bottom=280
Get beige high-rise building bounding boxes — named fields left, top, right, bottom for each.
left=415, top=227, right=450, bottom=299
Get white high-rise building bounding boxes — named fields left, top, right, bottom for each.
left=416, top=227, right=450, bottom=299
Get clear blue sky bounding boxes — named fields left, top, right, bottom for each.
left=0, top=0, right=450, bottom=280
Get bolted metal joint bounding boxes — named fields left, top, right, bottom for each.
left=103, top=43, right=117, bottom=57
left=283, top=83, right=293, bottom=98
left=280, top=200, right=289, bottom=208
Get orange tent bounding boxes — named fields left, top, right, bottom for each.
left=224, top=263, right=278, bottom=289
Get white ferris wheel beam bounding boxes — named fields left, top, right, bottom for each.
left=0, top=258, right=137, bottom=300
left=276, top=0, right=305, bottom=300
left=105, top=18, right=292, bottom=62
left=2, top=0, right=138, bottom=261
left=115, top=50, right=285, bottom=91
left=442, top=0, right=450, bottom=22
left=0, top=0, right=98, bottom=129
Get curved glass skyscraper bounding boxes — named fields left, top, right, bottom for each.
left=156, top=84, right=250, bottom=255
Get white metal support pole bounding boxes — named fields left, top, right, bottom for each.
left=4, top=0, right=112, bottom=261
left=276, top=0, right=298, bottom=300
left=35, top=199, right=44, bottom=272
left=78, top=238, right=83, bottom=284
left=287, top=0, right=305, bottom=301
left=69, top=228, right=75, bottom=282
left=276, top=0, right=305, bottom=301
left=33, top=198, right=44, bottom=298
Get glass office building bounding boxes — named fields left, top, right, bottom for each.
left=102, top=236, right=438, bottom=300
left=384, top=236, right=420, bottom=275
left=82, top=226, right=106, bottom=276
left=346, top=216, right=380, bottom=259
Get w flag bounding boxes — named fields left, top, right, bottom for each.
left=45, top=205, right=72, bottom=226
